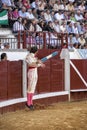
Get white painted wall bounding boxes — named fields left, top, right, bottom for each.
left=69, top=48, right=82, bottom=59
left=0, top=50, right=28, bottom=61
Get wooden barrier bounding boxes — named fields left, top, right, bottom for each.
left=0, top=49, right=67, bottom=113
left=70, top=60, right=87, bottom=101
left=0, top=60, right=22, bottom=102
left=1, top=51, right=87, bottom=113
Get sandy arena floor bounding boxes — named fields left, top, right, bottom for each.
left=0, top=101, right=87, bottom=130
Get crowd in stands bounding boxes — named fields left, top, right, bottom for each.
left=0, top=0, right=87, bottom=49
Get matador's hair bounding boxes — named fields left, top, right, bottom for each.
left=1, top=53, right=7, bottom=61
left=30, top=46, right=38, bottom=53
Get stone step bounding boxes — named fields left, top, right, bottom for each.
left=0, top=28, right=15, bottom=38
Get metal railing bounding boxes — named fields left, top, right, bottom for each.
left=0, top=31, right=68, bottom=49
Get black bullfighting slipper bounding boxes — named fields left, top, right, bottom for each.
left=26, top=103, right=34, bottom=110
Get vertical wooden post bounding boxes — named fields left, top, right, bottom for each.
left=43, top=32, right=46, bottom=49
left=23, top=31, right=26, bottom=49
left=17, top=31, right=20, bottom=49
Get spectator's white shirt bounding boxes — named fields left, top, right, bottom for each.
left=75, top=14, right=84, bottom=21
left=68, top=36, right=74, bottom=50
left=60, top=4, right=68, bottom=11
left=46, top=33, right=58, bottom=46
left=78, top=38, right=86, bottom=46
left=25, top=12, right=35, bottom=20
left=53, top=23, right=60, bottom=33
left=38, top=1, right=46, bottom=10
left=72, top=26, right=79, bottom=34
left=1, top=0, right=11, bottom=6
left=13, top=21, right=24, bottom=32
left=68, top=0, right=75, bottom=2
left=31, top=2, right=36, bottom=8
left=44, top=13, right=52, bottom=22
left=54, top=13, right=64, bottom=21
left=36, top=24, right=42, bottom=32
left=60, top=25, right=67, bottom=33
left=53, top=4, right=61, bottom=11
left=29, top=23, right=35, bottom=32
left=78, top=5, right=85, bottom=11
left=18, top=10, right=26, bottom=18
left=31, top=1, right=40, bottom=9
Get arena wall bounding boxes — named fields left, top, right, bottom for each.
left=0, top=49, right=87, bottom=114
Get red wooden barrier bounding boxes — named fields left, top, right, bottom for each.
left=36, top=49, right=64, bottom=93
left=70, top=60, right=87, bottom=101
left=0, top=61, right=8, bottom=101
left=70, top=60, right=87, bottom=89
left=0, top=61, right=22, bottom=102
left=7, top=61, right=22, bottom=99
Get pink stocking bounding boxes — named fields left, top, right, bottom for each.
left=27, top=93, right=31, bottom=106
left=27, top=93, right=34, bottom=106
left=30, top=93, right=34, bottom=105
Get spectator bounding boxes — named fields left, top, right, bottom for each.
left=46, top=32, right=58, bottom=48
left=39, top=20, right=46, bottom=31
left=78, top=2, right=85, bottom=13
left=83, top=44, right=87, bottom=49
left=72, top=22, right=79, bottom=34
left=70, top=12, right=76, bottom=23
left=69, top=0, right=75, bottom=2
left=38, top=10, right=45, bottom=20
left=54, top=10, right=64, bottom=21
left=22, top=18, right=28, bottom=30
left=72, top=34, right=80, bottom=45
left=18, top=6, right=27, bottom=18
left=53, top=0, right=61, bottom=11
left=1, top=53, right=7, bottom=61
left=73, top=2, right=78, bottom=11
left=13, top=17, right=24, bottom=33
left=51, top=10, right=55, bottom=22
left=3, top=42, right=10, bottom=49
left=26, top=32, right=36, bottom=48
left=78, top=34, right=86, bottom=48
left=63, top=11, right=69, bottom=21
left=16, top=0, right=23, bottom=9
left=45, top=21, right=54, bottom=32
left=78, top=22, right=85, bottom=34
left=45, top=0, right=53, bottom=10
left=84, top=12, right=87, bottom=21
left=60, top=22, right=67, bottom=33
left=38, top=0, right=46, bottom=11
left=35, top=32, right=43, bottom=45
left=44, top=9, right=52, bottom=22
left=68, top=34, right=75, bottom=49
left=85, top=1, right=87, bottom=10
left=67, top=1, right=74, bottom=11
left=60, top=1, right=68, bottom=11
left=8, top=7, right=14, bottom=28
left=75, top=10, right=84, bottom=22
left=31, top=0, right=40, bottom=9
left=66, top=22, right=74, bottom=34
left=12, top=8, right=20, bottom=21
left=32, top=8, right=38, bottom=19
left=28, top=20, right=35, bottom=32
left=73, top=43, right=79, bottom=49
left=1, top=0, right=14, bottom=9
left=22, top=0, right=31, bottom=9
left=53, top=20, right=60, bottom=33
left=26, top=8, right=35, bottom=20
